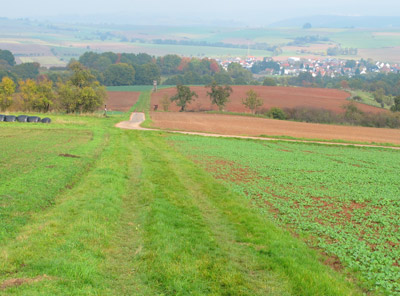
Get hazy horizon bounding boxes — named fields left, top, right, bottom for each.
left=2, top=0, right=400, bottom=26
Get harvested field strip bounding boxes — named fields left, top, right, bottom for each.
left=151, top=112, right=400, bottom=145
left=106, top=91, right=141, bottom=112
left=168, top=134, right=400, bottom=294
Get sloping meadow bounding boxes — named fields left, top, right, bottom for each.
left=167, top=134, right=400, bottom=294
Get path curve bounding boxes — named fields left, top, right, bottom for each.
left=116, top=112, right=400, bottom=150
left=115, top=112, right=152, bottom=130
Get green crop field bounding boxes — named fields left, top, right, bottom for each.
left=168, top=134, right=400, bottom=295
left=1, top=110, right=369, bottom=295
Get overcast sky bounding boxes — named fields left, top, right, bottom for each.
left=2, top=0, right=400, bottom=25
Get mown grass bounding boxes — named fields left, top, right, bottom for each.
left=0, top=114, right=365, bottom=295
left=130, top=90, right=154, bottom=128
left=0, top=120, right=108, bottom=244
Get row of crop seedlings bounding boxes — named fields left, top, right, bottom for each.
left=0, top=114, right=51, bottom=123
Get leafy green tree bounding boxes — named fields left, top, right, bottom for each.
left=104, top=63, right=135, bottom=86
left=390, top=96, right=400, bottom=112
left=373, top=88, right=385, bottom=104
left=157, top=54, right=182, bottom=75
left=267, top=107, right=286, bottom=120
left=170, top=85, right=198, bottom=112
left=135, top=63, right=160, bottom=85
left=58, top=62, right=106, bottom=113
left=12, top=62, right=40, bottom=80
left=79, top=52, right=101, bottom=68
left=303, top=22, right=312, bottom=29
left=206, top=81, right=232, bottom=111
left=120, top=53, right=153, bottom=66
left=214, top=72, right=232, bottom=85
left=227, top=63, right=252, bottom=85
left=0, top=77, right=16, bottom=111
left=0, top=49, right=16, bottom=66
left=263, top=77, right=277, bottom=86
left=251, top=59, right=280, bottom=74
left=93, top=56, right=113, bottom=72
left=242, top=89, right=263, bottom=114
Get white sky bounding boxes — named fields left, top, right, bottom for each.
left=1, top=0, right=400, bottom=25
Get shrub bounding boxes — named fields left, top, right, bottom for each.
left=267, top=107, right=286, bottom=120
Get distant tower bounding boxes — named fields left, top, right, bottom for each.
left=153, top=80, right=158, bottom=92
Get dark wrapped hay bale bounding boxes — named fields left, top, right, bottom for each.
left=17, top=115, right=28, bottom=122
left=5, top=115, right=16, bottom=122
left=0, top=114, right=5, bottom=121
left=41, top=117, right=51, bottom=124
left=27, top=116, right=41, bottom=123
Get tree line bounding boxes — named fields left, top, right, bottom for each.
left=78, top=52, right=256, bottom=86
left=0, top=61, right=106, bottom=113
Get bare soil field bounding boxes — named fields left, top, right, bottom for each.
left=106, top=91, right=140, bottom=111
left=358, top=47, right=400, bottom=63
left=0, top=41, right=53, bottom=56
left=150, top=112, right=400, bottom=145
left=152, top=86, right=384, bottom=114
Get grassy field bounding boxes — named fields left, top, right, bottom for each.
left=349, top=90, right=391, bottom=109
left=0, top=110, right=370, bottom=294
left=168, top=134, right=400, bottom=295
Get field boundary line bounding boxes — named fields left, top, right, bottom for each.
left=116, top=112, right=400, bottom=150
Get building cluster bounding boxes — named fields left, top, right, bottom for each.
left=217, top=56, right=400, bottom=78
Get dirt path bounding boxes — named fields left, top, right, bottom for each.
left=115, top=112, right=152, bottom=130
left=116, top=112, right=400, bottom=150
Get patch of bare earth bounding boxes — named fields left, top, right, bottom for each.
left=106, top=91, right=140, bottom=112
left=1, top=275, right=54, bottom=290
left=152, top=86, right=384, bottom=114
left=151, top=112, right=400, bottom=145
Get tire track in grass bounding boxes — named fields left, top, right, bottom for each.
left=104, top=131, right=362, bottom=296
left=0, top=129, right=130, bottom=295
left=106, top=131, right=271, bottom=295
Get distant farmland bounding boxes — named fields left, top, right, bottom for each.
left=151, top=86, right=384, bottom=114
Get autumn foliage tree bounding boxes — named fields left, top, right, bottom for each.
left=0, top=77, right=16, bottom=111
left=20, top=78, right=55, bottom=112
left=58, top=62, right=106, bottom=113
left=206, top=81, right=232, bottom=111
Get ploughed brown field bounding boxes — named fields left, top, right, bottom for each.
left=150, top=112, right=400, bottom=145
left=106, top=91, right=140, bottom=111
left=151, top=86, right=384, bottom=114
